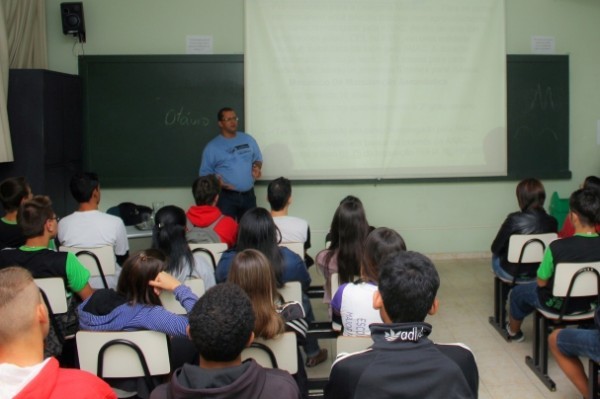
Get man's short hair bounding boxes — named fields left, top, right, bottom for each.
left=17, top=196, right=54, bottom=238
left=70, top=172, right=99, bottom=203
left=192, top=174, right=221, bottom=205
left=0, top=267, right=41, bottom=344
left=217, top=107, right=235, bottom=121
left=267, top=177, right=291, bottom=211
left=0, top=177, right=30, bottom=212
left=570, top=187, right=600, bottom=227
left=378, top=251, right=440, bottom=323
left=188, top=283, right=255, bottom=362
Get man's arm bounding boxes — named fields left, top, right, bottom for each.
left=536, top=246, right=555, bottom=287
left=251, top=134, right=263, bottom=180
left=199, top=145, right=216, bottom=176
left=252, top=161, right=262, bottom=180
left=76, top=283, right=94, bottom=300
left=65, top=252, right=93, bottom=300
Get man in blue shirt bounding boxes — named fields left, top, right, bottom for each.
left=199, top=107, right=263, bottom=221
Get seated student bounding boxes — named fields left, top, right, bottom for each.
left=152, top=205, right=215, bottom=288
left=507, top=188, right=600, bottom=342
left=228, top=249, right=309, bottom=397
left=558, top=175, right=600, bottom=238
left=216, top=208, right=327, bottom=367
left=549, top=316, right=600, bottom=399
left=78, top=249, right=197, bottom=337
left=331, top=227, right=406, bottom=336
left=0, top=176, right=32, bottom=249
left=268, top=176, right=314, bottom=266
left=58, top=172, right=129, bottom=288
left=316, top=195, right=371, bottom=308
left=186, top=174, right=238, bottom=248
left=0, top=267, right=116, bottom=399
left=78, top=250, right=199, bottom=398
left=216, top=208, right=310, bottom=290
left=325, top=251, right=478, bottom=399
left=0, top=195, right=94, bottom=357
left=491, top=178, right=558, bottom=281
left=150, top=283, right=301, bottom=399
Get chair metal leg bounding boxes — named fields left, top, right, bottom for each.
left=488, top=277, right=510, bottom=341
left=589, top=359, right=599, bottom=399
left=525, top=311, right=556, bottom=391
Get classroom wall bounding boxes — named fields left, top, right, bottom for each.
left=45, top=0, right=600, bottom=256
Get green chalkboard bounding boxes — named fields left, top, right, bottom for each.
left=507, top=55, right=570, bottom=179
left=80, top=54, right=569, bottom=187
left=79, top=55, right=244, bottom=187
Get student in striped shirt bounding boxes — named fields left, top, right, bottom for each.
left=77, top=250, right=200, bottom=398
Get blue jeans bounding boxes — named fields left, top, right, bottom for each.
left=302, top=293, right=321, bottom=357
left=557, top=328, right=600, bottom=363
left=509, top=282, right=540, bottom=321
left=492, top=256, right=536, bottom=283
left=217, top=188, right=256, bottom=222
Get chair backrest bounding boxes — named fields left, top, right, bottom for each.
left=189, top=247, right=217, bottom=272
left=76, top=330, right=171, bottom=379
left=160, top=279, right=205, bottom=314
left=60, top=245, right=116, bottom=288
left=241, top=332, right=297, bottom=374
left=189, top=243, right=228, bottom=265
left=336, top=335, right=373, bottom=356
left=35, top=278, right=68, bottom=314
left=277, top=281, right=302, bottom=304
left=552, top=262, right=600, bottom=298
left=507, top=233, right=557, bottom=264
left=331, top=272, right=340, bottom=297
left=279, top=242, right=304, bottom=259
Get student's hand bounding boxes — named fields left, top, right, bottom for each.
left=149, top=271, right=181, bottom=295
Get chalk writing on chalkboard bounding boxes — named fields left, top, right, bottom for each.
left=531, top=84, right=555, bottom=111
left=79, top=54, right=244, bottom=188
left=164, top=107, right=209, bottom=127
left=507, top=55, right=569, bottom=179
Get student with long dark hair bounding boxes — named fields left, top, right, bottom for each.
left=316, top=195, right=371, bottom=307
left=491, top=178, right=558, bottom=281
left=216, top=208, right=308, bottom=289
left=331, top=227, right=406, bottom=336
left=78, top=249, right=200, bottom=398
left=78, top=249, right=198, bottom=336
left=216, top=208, right=327, bottom=367
left=152, top=205, right=215, bottom=288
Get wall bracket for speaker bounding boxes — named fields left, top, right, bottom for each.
left=61, top=2, right=86, bottom=43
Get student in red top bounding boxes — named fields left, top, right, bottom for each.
left=186, top=174, right=238, bottom=248
left=558, top=176, right=600, bottom=238
left=0, top=266, right=115, bottom=399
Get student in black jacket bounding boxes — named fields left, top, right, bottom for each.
left=325, top=251, right=479, bottom=399
left=491, top=178, right=557, bottom=280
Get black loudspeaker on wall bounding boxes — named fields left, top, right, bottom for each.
left=60, top=2, right=86, bottom=43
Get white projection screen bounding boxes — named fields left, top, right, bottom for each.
left=245, top=0, right=507, bottom=180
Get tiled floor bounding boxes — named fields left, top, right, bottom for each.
left=305, top=258, right=583, bottom=398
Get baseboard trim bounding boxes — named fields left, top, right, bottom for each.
left=424, top=251, right=489, bottom=260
